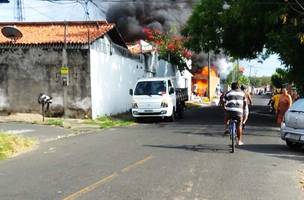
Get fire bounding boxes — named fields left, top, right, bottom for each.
left=195, top=80, right=207, bottom=96
left=192, top=66, right=219, bottom=97
left=200, top=66, right=218, bottom=77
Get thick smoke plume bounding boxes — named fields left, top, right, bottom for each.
left=43, top=0, right=229, bottom=77
left=99, top=0, right=229, bottom=78
left=105, top=0, right=195, bottom=42
left=191, top=52, right=232, bottom=79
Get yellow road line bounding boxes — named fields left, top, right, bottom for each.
left=62, top=155, right=153, bottom=200
left=62, top=172, right=118, bottom=200
left=121, top=155, right=153, bottom=173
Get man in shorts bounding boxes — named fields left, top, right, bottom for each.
left=223, top=82, right=246, bottom=145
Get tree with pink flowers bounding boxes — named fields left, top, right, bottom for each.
left=143, top=28, right=192, bottom=72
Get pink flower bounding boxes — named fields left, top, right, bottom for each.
left=182, top=49, right=192, bottom=59
left=167, top=43, right=176, bottom=51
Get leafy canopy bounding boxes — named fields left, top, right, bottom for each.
left=183, top=0, right=304, bottom=95
left=271, top=68, right=289, bottom=88
left=225, top=63, right=250, bottom=86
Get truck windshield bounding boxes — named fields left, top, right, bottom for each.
left=134, top=81, right=167, bottom=95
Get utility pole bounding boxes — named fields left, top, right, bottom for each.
left=15, top=0, right=24, bottom=21
left=84, top=0, right=90, bottom=20
left=249, top=65, right=253, bottom=79
left=207, top=52, right=211, bottom=100
left=62, top=22, right=69, bottom=118
left=236, top=59, right=239, bottom=82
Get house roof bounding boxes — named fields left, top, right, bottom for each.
left=0, top=21, right=127, bottom=48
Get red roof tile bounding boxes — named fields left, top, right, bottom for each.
left=0, top=21, right=115, bottom=45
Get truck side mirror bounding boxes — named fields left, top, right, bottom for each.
left=169, top=87, right=174, bottom=94
left=129, top=89, right=133, bottom=96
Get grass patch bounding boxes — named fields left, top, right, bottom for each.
left=85, top=116, right=134, bottom=129
left=46, top=119, right=64, bottom=127
left=186, top=102, right=202, bottom=109
left=0, top=132, right=36, bottom=160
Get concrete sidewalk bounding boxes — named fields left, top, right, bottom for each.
left=0, top=122, right=74, bottom=143
left=0, top=113, right=101, bottom=143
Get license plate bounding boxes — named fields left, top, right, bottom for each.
left=144, top=110, right=153, bottom=113
left=286, top=133, right=300, bottom=141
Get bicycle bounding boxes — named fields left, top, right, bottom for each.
left=229, top=119, right=238, bottom=153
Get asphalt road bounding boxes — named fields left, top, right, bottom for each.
left=0, top=95, right=303, bottom=200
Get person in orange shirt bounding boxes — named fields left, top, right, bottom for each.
left=276, top=88, right=292, bottom=125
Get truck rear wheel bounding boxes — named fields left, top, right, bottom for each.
left=177, top=103, right=185, bottom=119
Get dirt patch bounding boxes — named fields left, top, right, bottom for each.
left=0, top=113, right=43, bottom=123
left=0, top=112, right=134, bottom=132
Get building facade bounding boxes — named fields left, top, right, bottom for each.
left=0, top=21, right=191, bottom=119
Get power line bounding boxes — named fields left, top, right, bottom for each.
left=14, top=0, right=24, bottom=21
left=41, top=0, right=198, bottom=4
left=89, top=0, right=106, bottom=15
left=24, top=1, right=57, bottom=20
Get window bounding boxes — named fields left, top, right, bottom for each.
left=290, top=99, right=304, bottom=112
left=134, top=81, right=167, bottom=95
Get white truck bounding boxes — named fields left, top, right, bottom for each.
left=129, top=77, right=188, bottom=121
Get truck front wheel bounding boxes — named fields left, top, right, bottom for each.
left=167, top=107, right=175, bottom=122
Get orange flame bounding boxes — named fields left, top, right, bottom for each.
left=192, top=66, right=219, bottom=97
left=201, top=66, right=218, bottom=77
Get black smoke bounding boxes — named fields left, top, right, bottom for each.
left=105, top=0, right=195, bottom=42
left=100, top=0, right=230, bottom=77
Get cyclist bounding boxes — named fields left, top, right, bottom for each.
left=240, top=85, right=252, bottom=129
left=223, top=82, right=246, bottom=145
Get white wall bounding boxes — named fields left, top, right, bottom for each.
left=90, top=36, right=145, bottom=119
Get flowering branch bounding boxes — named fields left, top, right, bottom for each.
left=143, top=28, right=192, bottom=72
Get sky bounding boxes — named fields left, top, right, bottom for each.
left=240, top=54, right=285, bottom=77
left=0, top=0, right=285, bottom=77
left=0, top=0, right=105, bottom=21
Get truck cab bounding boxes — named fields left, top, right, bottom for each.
left=129, top=77, right=187, bottom=121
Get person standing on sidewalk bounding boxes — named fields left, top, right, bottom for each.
left=223, top=82, right=246, bottom=145
left=276, top=88, right=292, bottom=125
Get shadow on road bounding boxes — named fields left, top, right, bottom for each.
left=178, top=105, right=277, bottom=127
left=143, top=144, right=231, bottom=154
left=135, top=104, right=277, bottom=128
left=239, top=144, right=304, bottom=163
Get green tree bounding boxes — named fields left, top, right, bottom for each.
left=249, top=76, right=271, bottom=87
left=238, top=75, right=250, bottom=86
left=271, top=68, right=289, bottom=88
left=249, top=77, right=262, bottom=87
left=226, top=63, right=250, bottom=86
left=183, top=0, right=304, bottom=95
